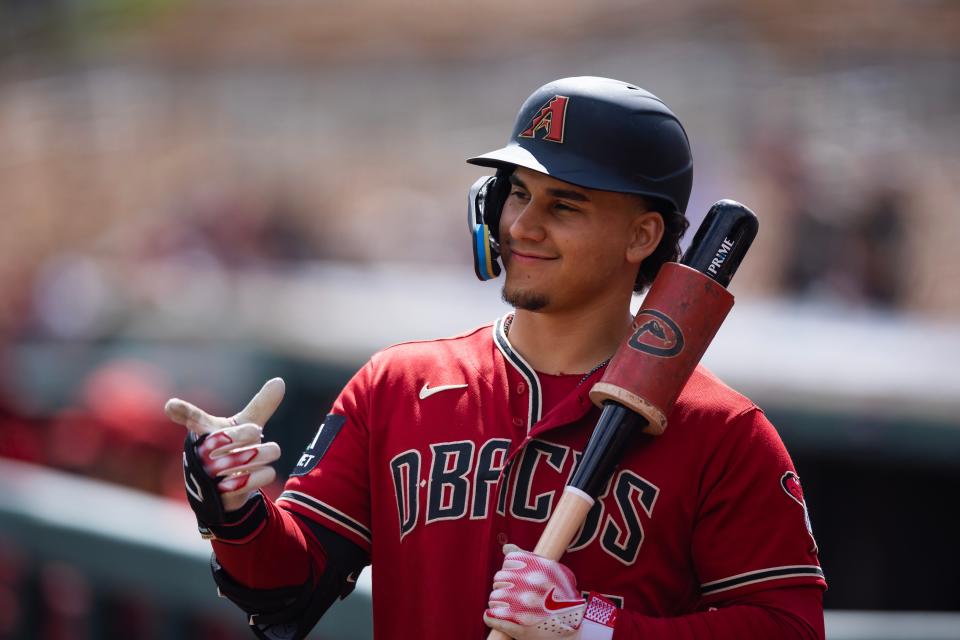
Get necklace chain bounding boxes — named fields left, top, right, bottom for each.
left=503, top=314, right=610, bottom=385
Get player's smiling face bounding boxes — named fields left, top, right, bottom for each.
left=499, top=167, right=664, bottom=314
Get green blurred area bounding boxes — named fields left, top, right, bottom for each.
left=0, top=0, right=182, bottom=56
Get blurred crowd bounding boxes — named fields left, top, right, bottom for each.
left=0, top=181, right=329, bottom=499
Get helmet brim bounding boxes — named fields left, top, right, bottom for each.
left=467, top=145, right=548, bottom=175
left=468, top=143, right=624, bottom=193
left=468, top=143, right=681, bottom=209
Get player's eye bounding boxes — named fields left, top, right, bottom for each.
left=508, top=189, right=529, bottom=200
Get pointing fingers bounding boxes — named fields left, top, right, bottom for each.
left=233, top=378, right=286, bottom=428
left=164, top=398, right=229, bottom=435
left=164, top=377, right=286, bottom=435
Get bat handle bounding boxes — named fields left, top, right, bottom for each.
left=532, top=487, right=595, bottom=560
left=486, top=488, right=595, bottom=640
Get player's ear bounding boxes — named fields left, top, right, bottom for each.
left=625, top=209, right=664, bottom=265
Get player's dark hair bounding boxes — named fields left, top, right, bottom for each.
left=634, top=195, right=690, bottom=293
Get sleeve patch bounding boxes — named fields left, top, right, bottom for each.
left=290, top=414, right=347, bottom=477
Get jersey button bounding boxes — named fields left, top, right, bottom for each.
left=512, top=417, right=524, bottom=427
left=497, top=532, right=509, bottom=545
left=516, top=382, right=526, bottom=394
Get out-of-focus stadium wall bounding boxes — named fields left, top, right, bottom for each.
left=0, top=458, right=372, bottom=640
left=2, top=414, right=958, bottom=640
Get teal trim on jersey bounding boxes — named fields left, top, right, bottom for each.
left=493, top=315, right=542, bottom=432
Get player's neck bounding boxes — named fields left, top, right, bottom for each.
left=507, top=300, right=633, bottom=376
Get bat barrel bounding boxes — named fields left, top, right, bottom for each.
left=681, top=200, right=758, bottom=288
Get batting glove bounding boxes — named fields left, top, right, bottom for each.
left=484, top=545, right=619, bottom=640
left=165, top=378, right=285, bottom=538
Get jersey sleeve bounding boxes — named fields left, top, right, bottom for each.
left=611, top=584, right=824, bottom=640
left=277, top=360, right=375, bottom=552
left=691, top=408, right=826, bottom=603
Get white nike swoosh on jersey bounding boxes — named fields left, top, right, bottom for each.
left=418, top=382, right=468, bottom=400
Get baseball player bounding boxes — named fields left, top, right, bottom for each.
left=167, top=76, right=826, bottom=640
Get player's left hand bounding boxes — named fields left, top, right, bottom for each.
left=165, top=378, right=285, bottom=520
left=483, top=545, right=618, bottom=639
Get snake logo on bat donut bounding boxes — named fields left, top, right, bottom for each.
left=627, top=309, right=684, bottom=358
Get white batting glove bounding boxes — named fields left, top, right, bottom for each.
left=484, top=545, right=618, bottom=640
left=165, top=378, right=284, bottom=513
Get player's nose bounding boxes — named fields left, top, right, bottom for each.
left=505, top=199, right=548, bottom=244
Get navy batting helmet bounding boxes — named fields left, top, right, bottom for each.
left=465, top=76, right=693, bottom=281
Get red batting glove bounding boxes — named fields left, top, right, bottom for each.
left=484, top=545, right=618, bottom=639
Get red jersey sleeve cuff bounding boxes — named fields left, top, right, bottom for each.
left=277, top=490, right=372, bottom=551
left=206, top=492, right=269, bottom=543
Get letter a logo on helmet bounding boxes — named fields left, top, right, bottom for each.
left=518, top=95, right=569, bottom=143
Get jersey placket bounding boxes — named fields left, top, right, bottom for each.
left=492, top=315, right=541, bottom=438
left=488, top=315, right=540, bottom=546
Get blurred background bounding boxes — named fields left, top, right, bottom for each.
left=0, top=0, right=958, bottom=638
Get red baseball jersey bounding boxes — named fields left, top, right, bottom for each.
left=278, top=315, right=825, bottom=638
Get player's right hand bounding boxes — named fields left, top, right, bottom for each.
left=165, top=378, right=285, bottom=515
left=484, top=545, right=619, bottom=640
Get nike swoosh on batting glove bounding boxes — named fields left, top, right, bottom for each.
left=484, top=544, right=587, bottom=639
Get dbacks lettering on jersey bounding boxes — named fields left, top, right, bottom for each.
left=390, top=438, right=510, bottom=541
left=389, top=437, right=660, bottom=565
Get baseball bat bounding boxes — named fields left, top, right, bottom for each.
left=487, top=200, right=758, bottom=640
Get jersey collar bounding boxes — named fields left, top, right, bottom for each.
left=493, top=313, right=542, bottom=433
left=493, top=313, right=609, bottom=436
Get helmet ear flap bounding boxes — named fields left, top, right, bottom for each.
left=467, top=168, right=512, bottom=281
